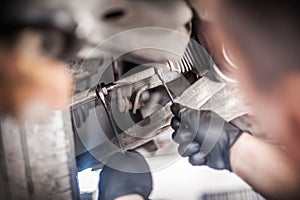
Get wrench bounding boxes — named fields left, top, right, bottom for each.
left=96, top=83, right=125, bottom=153
left=156, top=68, right=175, bottom=103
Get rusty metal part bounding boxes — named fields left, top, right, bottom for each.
left=70, top=81, right=127, bottom=153
left=85, top=77, right=250, bottom=162
left=114, top=65, right=181, bottom=113
left=71, top=63, right=252, bottom=162
left=70, top=65, right=180, bottom=112
left=132, top=85, right=149, bottom=114
left=70, top=82, right=122, bottom=109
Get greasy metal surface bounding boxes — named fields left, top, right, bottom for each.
left=196, top=85, right=251, bottom=121
left=71, top=65, right=181, bottom=112
left=85, top=77, right=250, bottom=162
left=114, top=65, right=181, bottom=113
left=114, top=65, right=180, bottom=87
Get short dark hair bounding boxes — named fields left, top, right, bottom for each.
left=218, top=0, right=300, bottom=88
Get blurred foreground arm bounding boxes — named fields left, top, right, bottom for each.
left=0, top=32, right=73, bottom=120
left=171, top=103, right=300, bottom=199
left=231, top=133, right=300, bottom=200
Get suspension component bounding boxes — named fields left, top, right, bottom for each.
left=167, top=40, right=213, bottom=76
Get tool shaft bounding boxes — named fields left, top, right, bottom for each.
left=96, top=85, right=125, bottom=153
left=156, top=69, right=175, bottom=103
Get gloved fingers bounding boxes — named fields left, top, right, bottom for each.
left=171, top=103, right=187, bottom=119
left=171, top=117, right=180, bottom=130
left=188, top=152, right=207, bottom=166
left=172, top=129, right=195, bottom=144
left=181, top=109, right=202, bottom=126
left=178, top=141, right=200, bottom=157
left=171, top=113, right=198, bottom=136
left=171, top=103, right=202, bottom=131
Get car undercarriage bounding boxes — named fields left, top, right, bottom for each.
left=0, top=1, right=267, bottom=199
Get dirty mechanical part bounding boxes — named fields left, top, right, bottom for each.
left=71, top=0, right=194, bottom=166
left=71, top=35, right=258, bottom=170
left=72, top=71, right=251, bottom=164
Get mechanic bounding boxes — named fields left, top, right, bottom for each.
left=169, top=0, right=300, bottom=199
left=99, top=1, right=300, bottom=200
left=2, top=1, right=300, bottom=200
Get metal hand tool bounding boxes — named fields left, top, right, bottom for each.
left=96, top=83, right=125, bottom=153
left=156, top=69, right=175, bottom=103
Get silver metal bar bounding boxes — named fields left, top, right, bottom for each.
left=69, top=88, right=98, bottom=109
left=96, top=85, right=125, bottom=153
left=155, top=68, right=175, bottom=103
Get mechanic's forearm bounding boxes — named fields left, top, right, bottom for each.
left=231, top=133, right=300, bottom=200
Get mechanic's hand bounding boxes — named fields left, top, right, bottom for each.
left=98, top=150, right=153, bottom=200
left=171, top=103, right=243, bottom=170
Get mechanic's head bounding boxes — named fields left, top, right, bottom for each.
left=213, top=0, right=300, bottom=161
